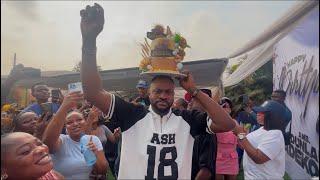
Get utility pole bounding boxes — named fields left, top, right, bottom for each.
left=13, top=53, right=16, bottom=67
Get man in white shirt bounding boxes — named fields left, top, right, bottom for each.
left=233, top=100, right=287, bottom=180
left=79, top=3, right=236, bottom=179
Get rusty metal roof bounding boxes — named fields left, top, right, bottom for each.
left=8, top=58, right=228, bottom=93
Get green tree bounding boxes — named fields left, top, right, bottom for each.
left=225, top=60, right=273, bottom=113
left=72, top=61, right=102, bottom=72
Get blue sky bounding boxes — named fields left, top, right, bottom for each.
left=1, top=1, right=298, bottom=75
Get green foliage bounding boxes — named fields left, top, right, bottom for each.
left=229, top=62, right=242, bottom=74
left=173, top=33, right=182, bottom=43
left=225, top=60, right=273, bottom=108
left=284, top=172, right=291, bottom=180
left=107, top=170, right=115, bottom=180
left=72, top=61, right=102, bottom=72
left=237, top=167, right=244, bottom=180
left=72, top=61, right=81, bottom=72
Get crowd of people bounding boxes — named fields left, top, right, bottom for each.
left=1, top=3, right=292, bottom=180
left=0, top=78, right=292, bottom=180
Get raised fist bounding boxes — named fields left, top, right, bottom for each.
left=80, top=3, right=104, bottom=40
left=177, top=71, right=196, bottom=93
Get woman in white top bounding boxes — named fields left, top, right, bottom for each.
left=233, top=100, right=287, bottom=180
left=42, top=92, right=108, bottom=179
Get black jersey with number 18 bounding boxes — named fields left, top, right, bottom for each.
left=105, top=94, right=213, bottom=179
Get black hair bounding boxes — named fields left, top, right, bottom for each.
left=220, top=97, right=233, bottom=109
left=264, top=111, right=286, bottom=132
left=12, top=111, right=40, bottom=134
left=151, top=75, right=174, bottom=84
left=82, top=109, right=90, bottom=119
left=200, top=89, right=212, bottom=98
left=31, top=82, right=47, bottom=92
left=176, top=98, right=188, bottom=109
left=98, top=115, right=106, bottom=126
left=12, top=112, right=25, bottom=131
left=273, top=89, right=286, bottom=98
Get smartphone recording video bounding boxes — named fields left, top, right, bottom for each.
left=68, top=82, right=83, bottom=93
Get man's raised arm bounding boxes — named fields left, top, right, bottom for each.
left=179, top=72, right=236, bottom=133
left=80, top=3, right=111, bottom=113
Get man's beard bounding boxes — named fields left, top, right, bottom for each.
left=151, top=101, right=172, bottom=117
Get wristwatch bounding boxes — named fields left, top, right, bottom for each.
left=238, top=133, right=246, bottom=140
left=190, top=88, right=200, bottom=98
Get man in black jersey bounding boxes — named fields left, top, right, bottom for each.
left=80, top=3, right=235, bottom=179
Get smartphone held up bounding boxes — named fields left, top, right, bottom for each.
left=68, top=82, right=83, bottom=93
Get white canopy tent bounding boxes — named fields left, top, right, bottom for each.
left=223, top=1, right=319, bottom=87
left=221, top=1, right=319, bottom=179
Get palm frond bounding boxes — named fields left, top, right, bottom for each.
left=144, top=38, right=151, bottom=50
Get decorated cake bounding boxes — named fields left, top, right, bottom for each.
left=139, top=24, right=190, bottom=78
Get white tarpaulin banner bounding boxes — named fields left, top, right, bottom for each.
left=224, top=1, right=319, bottom=87
left=273, top=7, right=319, bottom=179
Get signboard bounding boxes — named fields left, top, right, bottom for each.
left=273, top=7, right=319, bottom=179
